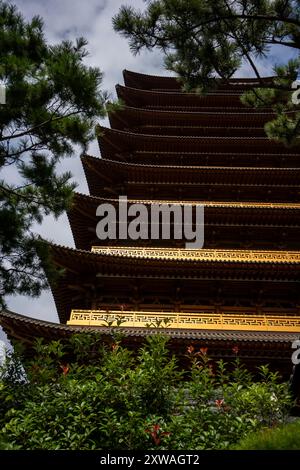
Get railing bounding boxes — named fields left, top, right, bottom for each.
left=91, top=246, right=300, bottom=263
left=67, top=309, right=300, bottom=332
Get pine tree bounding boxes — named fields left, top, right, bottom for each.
left=0, top=1, right=107, bottom=306
left=113, top=0, right=300, bottom=145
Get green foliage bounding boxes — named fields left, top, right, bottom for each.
left=233, top=419, right=300, bottom=449
left=0, top=334, right=293, bottom=450
left=0, top=436, right=19, bottom=450
left=0, top=1, right=107, bottom=305
left=264, top=110, right=300, bottom=146
left=114, top=0, right=300, bottom=144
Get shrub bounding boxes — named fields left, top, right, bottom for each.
left=0, top=334, right=293, bottom=450
left=233, top=420, right=300, bottom=450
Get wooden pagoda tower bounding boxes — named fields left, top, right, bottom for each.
left=1, top=70, right=300, bottom=377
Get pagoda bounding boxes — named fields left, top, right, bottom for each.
left=1, top=70, right=300, bottom=377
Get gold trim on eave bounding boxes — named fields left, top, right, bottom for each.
left=91, top=246, right=300, bottom=263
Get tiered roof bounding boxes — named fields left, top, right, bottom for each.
left=82, top=155, right=300, bottom=201
left=1, top=70, right=300, bottom=375
left=97, top=125, right=300, bottom=157
left=68, top=193, right=300, bottom=251
left=2, top=309, right=297, bottom=375
left=122, top=69, right=275, bottom=90
left=109, top=106, right=278, bottom=134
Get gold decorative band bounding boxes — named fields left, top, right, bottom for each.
left=91, top=246, right=300, bottom=263
left=67, top=309, right=300, bottom=332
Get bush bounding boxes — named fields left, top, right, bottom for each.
left=233, top=420, right=300, bottom=450
left=0, top=334, right=293, bottom=450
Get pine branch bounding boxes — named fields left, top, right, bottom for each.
left=191, top=13, right=300, bottom=32
left=0, top=110, right=82, bottom=142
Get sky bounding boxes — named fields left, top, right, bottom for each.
left=0, top=0, right=297, bottom=342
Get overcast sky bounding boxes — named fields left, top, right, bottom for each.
left=1, top=0, right=296, bottom=343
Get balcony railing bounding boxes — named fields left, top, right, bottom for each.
left=67, top=309, right=300, bottom=332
